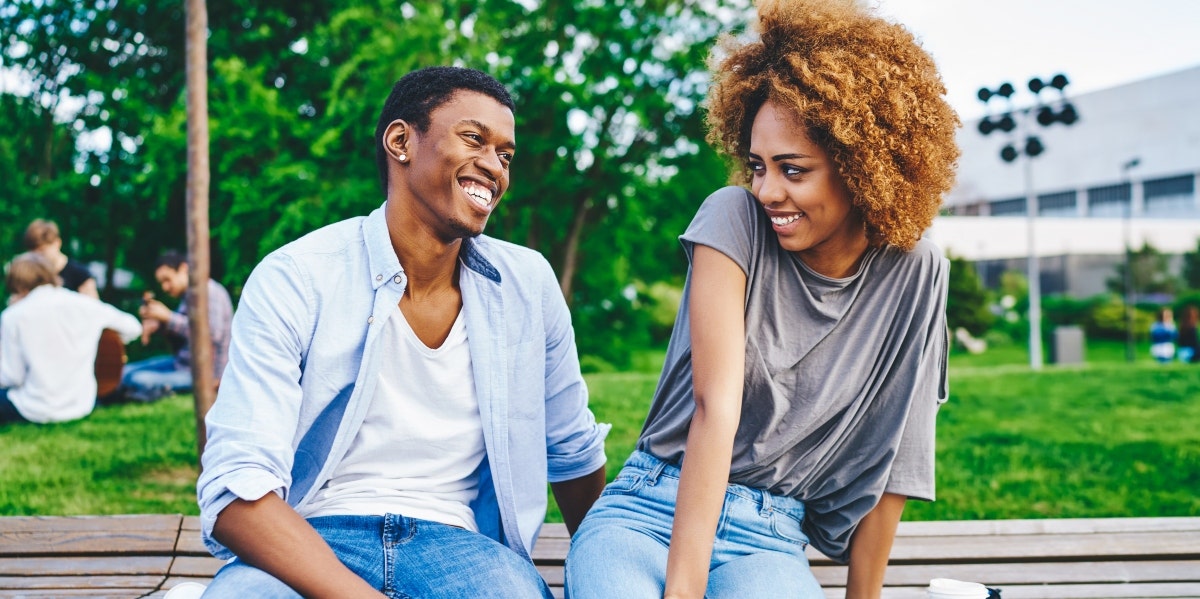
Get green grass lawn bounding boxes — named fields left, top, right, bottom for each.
left=2, top=346, right=1198, bottom=523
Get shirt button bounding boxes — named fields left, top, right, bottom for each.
left=375, top=275, right=383, bottom=281
left=368, top=316, right=375, bottom=324
left=393, top=275, right=403, bottom=284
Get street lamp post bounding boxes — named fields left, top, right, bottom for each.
left=977, top=74, right=1079, bottom=370
left=1123, top=157, right=1141, bottom=363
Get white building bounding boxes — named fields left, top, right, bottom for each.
left=926, top=64, right=1200, bottom=297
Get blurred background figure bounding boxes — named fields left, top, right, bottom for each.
left=1176, top=305, right=1198, bottom=363
left=119, top=250, right=232, bottom=403
left=1149, top=307, right=1177, bottom=363
left=0, top=253, right=141, bottom=425
left=22, top=219, right=99, bottom=299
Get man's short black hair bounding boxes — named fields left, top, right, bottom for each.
left=155, top=250, right=188, bottom=271
left=373, top=66, right=515, bottom=194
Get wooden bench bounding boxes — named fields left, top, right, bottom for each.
left=1, top=515, right=1197, bottom=598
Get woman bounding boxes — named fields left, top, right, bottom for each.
left=23, top=218, right=99, bottom=299
left=566, top=1, right=959, bottom=597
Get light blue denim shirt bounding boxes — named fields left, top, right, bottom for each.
left=197, top=203, right=608, bottom=560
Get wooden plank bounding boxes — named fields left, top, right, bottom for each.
left=876, top=531, right=1200, bottom=563
left=0, top=574, right=162, bottom=590
left=0, top=515, right=182, bottom=557
left=0, top=591, right=157, bottom=598
left=895, top=517, right=1200, bottom=537
left=985, top=582, right=1200, bottom=598
left=0, top=555, right=172, bottom=576
left=175, top=518, right=209, bottom=556
left=167, top=556, right=224, bottom=578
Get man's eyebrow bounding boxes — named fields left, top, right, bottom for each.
left=461, top=119, right=516, bottom=150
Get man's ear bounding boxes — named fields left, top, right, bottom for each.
left=383, top=120, right=411, bottom=163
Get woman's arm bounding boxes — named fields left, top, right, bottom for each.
left=212, top=494, right=387, bottom=599
left=845, top=492, right=907, bottom=599
left=663, top=244, right=748, bottom=599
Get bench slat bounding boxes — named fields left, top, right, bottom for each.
left=0, top=555, right=172, bottom=576
left=0, top=515, right=182, bottom=557
left=0, top=574, right=163, bottom=590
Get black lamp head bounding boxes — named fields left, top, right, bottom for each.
left=1000, top=145, right=1019, bottom=163
left=1050, top=74, right=1069, bottom=89
left=1028, top=77, right=1045, bottom=93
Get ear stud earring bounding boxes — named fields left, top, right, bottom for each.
left=398, top=153, right=407, bottom=162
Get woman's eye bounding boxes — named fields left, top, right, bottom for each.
left=748, top=162, right=764, bottom=173
left=783, top=165, right=807, bottom=177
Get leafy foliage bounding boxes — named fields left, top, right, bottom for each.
left=946, top=253, right=993, bottom=337
left=1107, top=242, right=1180, bottom=299
left=1, top=0, right=750, bottom=365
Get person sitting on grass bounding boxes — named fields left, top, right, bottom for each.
left=119, top=250, right=233, bottom=402
left=0, top=252, right=141, bottom=425
left=23, top=218, right=99, bottom=299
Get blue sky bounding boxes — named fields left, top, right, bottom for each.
left=874, top=0, right=1200, bottom=120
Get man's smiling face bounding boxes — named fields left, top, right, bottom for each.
left=400, top=90, right=516, bottom=242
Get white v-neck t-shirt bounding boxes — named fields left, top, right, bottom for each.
left=306, top=306, right=485, bottom=531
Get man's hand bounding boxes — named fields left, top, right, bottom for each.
left=140, top=318, right=160, bottom=345
left=139, top=298, right=173, bottom=323
left=550, top=466, right=606, bottom=535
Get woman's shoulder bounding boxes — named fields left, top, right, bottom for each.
left=878, top=237, right=946, bottom=270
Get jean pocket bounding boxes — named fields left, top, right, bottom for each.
left=599, top=470, right=645, bottom=497
left=769, top=510, right=810, bottom=547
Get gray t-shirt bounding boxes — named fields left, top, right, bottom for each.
left=637, top=186, right=949, bottom=563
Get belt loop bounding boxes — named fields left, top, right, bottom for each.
left=759, top=488, right=772, bottom=516
left=645, top=454, right=669, bottom=485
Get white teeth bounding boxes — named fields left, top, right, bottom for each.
left=771, top=214, right=801, bottom=226
left=462, top=181, right=493, bottom=207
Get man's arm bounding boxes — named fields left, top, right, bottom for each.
left=550, top=465, right=606, bottom=535
left=212, top=494, right=386, bottom=599
left=844, top=492, right=906, bottom=599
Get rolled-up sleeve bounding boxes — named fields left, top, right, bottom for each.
left=540, top=263, right=608, bottom=483
left=196, top=253, right=313, bottom=558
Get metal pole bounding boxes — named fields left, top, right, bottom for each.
left=1123, top=158, right=1140, bottom=363
left=1025, top=150, right=1042, bottom=370
left=1124, top=200, right=1135, bottom=362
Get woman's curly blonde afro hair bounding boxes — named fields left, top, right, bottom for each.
left=705, top=0, right=960, bottom=250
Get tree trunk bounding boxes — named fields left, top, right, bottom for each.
left=558, top=197, right=591, bottom=303
left=185, top=0, right=214, bottom=463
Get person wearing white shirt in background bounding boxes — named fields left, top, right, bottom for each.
left=0, top=252, right=141, bottom=425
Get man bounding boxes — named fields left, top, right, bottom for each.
left=196, top=66, right=608, bottom=598
left=0, top=253, right=141, bottom=424
left=120, top=251, right=233, bottom=402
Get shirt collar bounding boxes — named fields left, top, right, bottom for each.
left=362, top=202, right=502, bottom=289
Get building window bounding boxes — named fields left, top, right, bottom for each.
left=1144, top=174, right=1196, bottom=217
left=990, top=197, right=1026, bottom=216
left=1038, top=190, right=1077, bottom=217
left=1087, top=183, right=1131, bottom=217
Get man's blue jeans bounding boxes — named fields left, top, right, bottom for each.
left=120, top=355, right=192, bottom=402
left=565, top=451, right=824, bottom=598
left=201, top=514, right=553, bottom=599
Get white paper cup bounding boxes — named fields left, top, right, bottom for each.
left=163, top=581, right=208, bottom=599
left=928, top=577, right=989, bottom=599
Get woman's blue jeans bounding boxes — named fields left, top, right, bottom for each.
left=565, top=451, right=823, bottom=598
left=201, top=514, right=552, bottom=599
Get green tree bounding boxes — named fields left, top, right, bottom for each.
left=946, top=254, right=994, bottom=337
left=1182, top=238, right=1200, bottom=291
left=1107, top=242, right=1179, bottom=299
left=2, top=0, right=750, bottom=367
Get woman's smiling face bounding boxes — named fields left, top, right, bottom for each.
left=748, top=100, right=866, bottom=274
